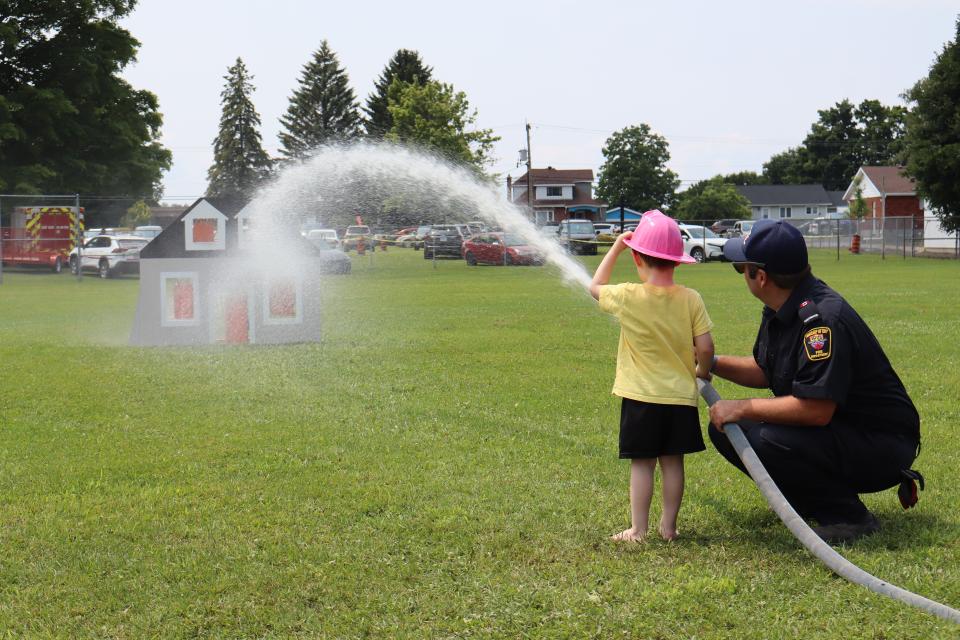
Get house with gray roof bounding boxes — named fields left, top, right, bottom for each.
left=130, top=197, right=328, bottom=347
left=735, top=185, right=848, bottom=220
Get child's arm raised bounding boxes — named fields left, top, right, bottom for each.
left=589, top=232, right=632, bottom=300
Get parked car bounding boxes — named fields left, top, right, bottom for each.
left=795, top=217, right=854, bottom=236
left=462, top=232, right=543, bottom=266
left=82, top=227, right=126, bottom=240
left=730, top=220, right=755, bottom=237
left=466, top=221, right=488, bottom=235
left=407, top=224, right=432, bottom=250
left=678, top=224, right=727, bottom=263
left=306, top=228, right=340, bottom=249
left=341, top=225, right=375, bottom=252
left=69, top=234, right=148, bottom=278
left=423, top=224, right=469, bottom=259
left=133, top=225, right=162, bottom=240
left=395, top=232, right=417, bottom=247
left=540, top=223, right=560, bottom=237
left=593, top=222, right=616, bottom=237
left=557, top=219, right=598, bottom=255
left=315, top=248, right=351, bottom=274
left=709, top=219, right=739, bottom=237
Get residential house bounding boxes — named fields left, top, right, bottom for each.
left=734, top=185, right=843, bottom=221
left=130, top=197, right=326, bottom=346
left=508, top=168, right=607, bottom=224
left=842, top=166, right=923, bottom=223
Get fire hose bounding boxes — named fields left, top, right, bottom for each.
left=698, top=379, right=960, bottom=625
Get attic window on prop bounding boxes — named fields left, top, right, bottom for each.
left=160, top=272, right=200, bottom=327
left=263, top=276, right=303, bottom=325
left=183, top=214, right=227, bottom=250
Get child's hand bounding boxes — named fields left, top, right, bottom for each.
left=614, top=231, right=633, bottom=250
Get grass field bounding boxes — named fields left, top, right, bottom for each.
left=0, top=249, right=958, bottom=638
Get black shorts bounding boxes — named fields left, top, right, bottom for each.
left=619, top=397, right=705, bottom=459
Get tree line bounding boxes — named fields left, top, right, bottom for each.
left=597, top=18, right=960, bottom=231
left=1, top=4, right=958, bottom=232
left=206, top=43, right=498, bottom=209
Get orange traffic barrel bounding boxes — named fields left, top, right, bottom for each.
left=850, top=234, right=861, bottom=254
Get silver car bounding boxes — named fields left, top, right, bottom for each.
left=69, top=234, right=147, bottom=278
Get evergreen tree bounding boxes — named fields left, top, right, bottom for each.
left=206, top=57, right=273, bottom=199
left=278, top=41, right=361, bottom=161
left=0, top=0, right=171, bottom=196
left=364, top=49, right=433, bottom=137
left=903, top=17, right=960, bottom=232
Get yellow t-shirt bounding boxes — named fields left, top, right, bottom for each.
left=599, top=282, right=712, bottom=406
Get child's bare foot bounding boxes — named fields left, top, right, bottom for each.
left=610, top=528, right=646, bottom=542
left=658, top=524, right=679, bottom=541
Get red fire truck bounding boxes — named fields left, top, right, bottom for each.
left=0, top=207, right=84, bottom=273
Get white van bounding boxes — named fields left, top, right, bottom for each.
left=557, top=219, right=598, bottom=255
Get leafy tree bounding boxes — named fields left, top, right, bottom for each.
left=903, top=17, right=960, bottom=233
left=386, top=79, right=499, bottom=173
left=762, top=100, right=906, bottom=189
left=120, top=199, right=152, bottom=228
left=0, top=0, right=171, bottom=197
left=763, top=148, right=805, bottom=184
left=720, top=170, right=768, bottom=186
left=674, top=171, right=768, bottom=214
left=206, top=57, right=273, bottom=199
left=596, top=124, right=679, bottom=211
left=848, top=174, right=868, bottom=219
left=278, top=40, right=362, bottom=161
left=673, top=180, right=751, bottom=222
left=364, top=49, right=432, bottom=138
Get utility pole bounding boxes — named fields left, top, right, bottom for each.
left=525, top=122, right=533, bottom=221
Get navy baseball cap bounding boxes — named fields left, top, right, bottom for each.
left=723, top=220, right=808, bottom=274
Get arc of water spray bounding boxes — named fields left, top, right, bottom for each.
left=698, top=380, right=960, bottom=625
left=244, top=142, right=594, bottom=293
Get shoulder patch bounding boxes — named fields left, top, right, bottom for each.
left=798, top=299, right=821, bottom=325
left=803, top=326, right=831, bottom=361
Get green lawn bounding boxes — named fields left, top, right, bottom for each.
left=0, top=250, right=958, bottom=638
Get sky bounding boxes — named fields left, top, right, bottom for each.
left=119, top=0, right=959, bottom=203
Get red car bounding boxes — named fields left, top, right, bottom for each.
left=462, top=232, right=543, bottom=266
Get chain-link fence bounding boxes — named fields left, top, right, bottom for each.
left=676, top=217, right=959, bottom=261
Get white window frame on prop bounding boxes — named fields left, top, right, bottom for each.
left=262, top=275, right=303, bottom=325
left=160, top=271, right=200, bottom=327
left=182, top=200, right=227, bottom=251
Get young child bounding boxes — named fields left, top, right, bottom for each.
left=589, top=210, right=714, bottom=542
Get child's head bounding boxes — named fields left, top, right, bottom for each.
left=623, top=210, right=696, bottom=265
left=631, top=249, right=678, bottom=271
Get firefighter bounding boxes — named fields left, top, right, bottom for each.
left=706, top=219, right=922, bottom=543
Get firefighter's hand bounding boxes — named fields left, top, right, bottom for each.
left=709, top=399, right=746, bottom=433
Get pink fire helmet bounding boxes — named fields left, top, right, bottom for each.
left=623, top=210, right=696, bottom=264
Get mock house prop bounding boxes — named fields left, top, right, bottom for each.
left=129, top=197, right=324, bottom=346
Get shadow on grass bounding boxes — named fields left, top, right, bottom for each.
left=697, top=493, right=957, bottom=554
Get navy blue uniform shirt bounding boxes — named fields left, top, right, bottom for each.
left=752, top=274, right=920, bottom=438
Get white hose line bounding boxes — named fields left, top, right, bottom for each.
left=698, top=380, right=960, bottom=624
